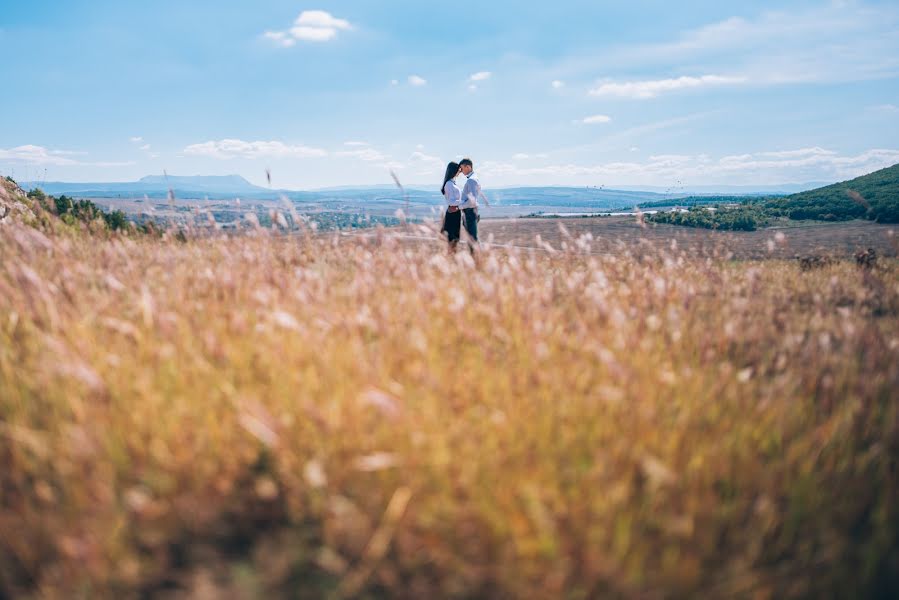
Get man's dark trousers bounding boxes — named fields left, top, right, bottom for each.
left=462, top=207, right=478, bottom=243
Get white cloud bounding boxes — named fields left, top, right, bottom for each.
left=0, top=145, right=134, bottom=167
left=468, top=84, right=478, bottom=92
left=183, top=139, right=328, bottom=160
left=139, top=144, right=151, bottom=151
left=408, top=75, right=427, bottom=87
left=756, top=147, right=836, bottom=159
left=478, top=147, right=899, bottom=186
left=390, top=79, right=399, bottom=86
left=582, top=114, right=612, bottom=124
left=384, top=161, right=406, bottom=171
left=289, top=26, right=338, bottom=42
left=409, top=150, right=441, bottom=164
left=589, top=75, right=746, bottom=99
left=0, top=145, right=78, bottom=166
left=344, top=141, right=369, bottom=147
left=406, top=151, right=443, bottom=173
left=469, top=71, right=492, bottom=82
left=551, top=80, right=565, bottom=89
left=295, top=10, right=351, bottom=30
left=129, top=136, right=143, bottom=143
left=400, top=150, right=444, bottom=176
left=513, top=153, right=529, bottom=160
left=263, top=31, right=296, bottom=48
left=264, top=10, right=352, bottom=46
left=336, top=147, right=387, bottom=162
left=869, top=103, right=898, bottom=113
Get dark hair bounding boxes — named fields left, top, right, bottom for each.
left=442, top=161, right=460, bottom=194
left=459, top=158, right=473, bottom=168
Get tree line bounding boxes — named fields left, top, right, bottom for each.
left=24, top=187, right=149, bottom=233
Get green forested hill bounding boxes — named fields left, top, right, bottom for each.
left=648, top=163, right=899, bottom=230
left=764, top=163, right=899, bottom=222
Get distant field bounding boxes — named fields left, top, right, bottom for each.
left=476, top=217, right=898, bottom=260
left=345, top=216, right=897, bottom=260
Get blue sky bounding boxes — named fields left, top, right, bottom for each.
left=1, top=0, right=898, bottom=189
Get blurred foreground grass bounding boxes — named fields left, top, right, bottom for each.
left=1, top=220, right=898, bottom=599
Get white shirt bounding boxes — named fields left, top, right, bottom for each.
left=443, top=178, right=462, bottom=207
left=460, top=172, right=481, bottom=209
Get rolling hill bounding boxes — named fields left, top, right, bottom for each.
left=764, top=162, right=899, bottom=222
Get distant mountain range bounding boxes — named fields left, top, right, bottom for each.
left=19, top=174, right=829, bottom=200
left=20, top=174, right=823, bottom=207
left=20, top=175, right=271, bottom=197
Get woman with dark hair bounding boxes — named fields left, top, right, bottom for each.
left=440, top=161, right=462, bottom=250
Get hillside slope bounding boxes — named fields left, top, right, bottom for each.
left=765, top=163, right=899, bottom=222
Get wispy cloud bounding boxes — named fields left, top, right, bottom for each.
left=129, top=136, right=143, bottom=143
left=0, top=145, right=134, bottom=167
left=409, top=150, right=441, bottom=164
left=596, top=5, right=899, bottom=86
left=336, top=147, right=387, bottom=162
left=408, top=75, right=427, bottom=87
left=755, top=147, right=836, bottom=159
left=589, top=75, right=746, bottom=99
left=467, top=71, right=491, bottom=91
left=536, top=4, right=899, bottom=97
left=404, top=150, right=443, bottom=175
left=551, top=80, right=565, bottom=89
left=183, top=139, right=327, bottom=160
left=263, top=31, right=295, bottom=48
left=264, top=10, right=353, bottom=46
left=480, top=147, right=899, bottom=185
left=0, top=145, right=79, bottom=166
left=582, top=114, right=612, bottom=124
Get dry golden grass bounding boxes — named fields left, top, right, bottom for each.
left=1, top=217, right=898, bottom=599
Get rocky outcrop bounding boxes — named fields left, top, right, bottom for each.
left=0, top=178, right=32, bottom=225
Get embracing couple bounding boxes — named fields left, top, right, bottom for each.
left=440, top=158, right=480, bottom=252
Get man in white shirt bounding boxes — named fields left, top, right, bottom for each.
left=458, top=158, right=480, bottom=248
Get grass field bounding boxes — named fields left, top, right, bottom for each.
left=477, top=217, right=898, bottom=260
left=342, top=216, right=897, bottom=262
left=1, top=213, right=898, bottom=598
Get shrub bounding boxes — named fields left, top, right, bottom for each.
left=26, top=187, right=46, bottom=202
